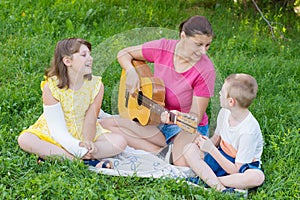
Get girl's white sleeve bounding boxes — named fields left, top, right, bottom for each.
left=43, top=103, right=88, bottom=158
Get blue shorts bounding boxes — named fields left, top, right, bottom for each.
left=204, top=147, right=263, bottom=177
left=157, top=123, right=209, bottom=145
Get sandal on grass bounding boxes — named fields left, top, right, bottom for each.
left=37, top=157, right=45, bottom=164
left=37, top=157, right=113, bottom=169
left=83, top=159, right=113, bottom=169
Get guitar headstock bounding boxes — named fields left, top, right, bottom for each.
left=174, top=113, right=199, bottom=134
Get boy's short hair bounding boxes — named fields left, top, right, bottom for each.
left=225, top=73, right=258, bottom=108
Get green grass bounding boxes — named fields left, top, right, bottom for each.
left=1, top=0, right=299, bottom=199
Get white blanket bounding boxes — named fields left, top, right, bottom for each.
left=89, top=146, right=196, bottom=179
left=89, top=147, right=248, bottom=197
left=95, top=110, right=195, bottom=179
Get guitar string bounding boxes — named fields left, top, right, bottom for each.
left=137, top=92, right=166, bottom=114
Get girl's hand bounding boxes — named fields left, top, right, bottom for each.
left=82, top=141, right=95, bottom=150
left=80, top=141, right=95, bottom=152
left=82, top=152, right=93, bottom=160
left=80, top=141, right=97, bottom=159
left=79, top=141, right=91, bottom=159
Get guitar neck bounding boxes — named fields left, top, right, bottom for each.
left=137, top=91, right=167, bottom=115
left=137, top=92, right=198, bottom=134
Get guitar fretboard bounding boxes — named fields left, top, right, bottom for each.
left=136, top=91, right=197, bottom=131
left=137, top=91, right=166, bottom=115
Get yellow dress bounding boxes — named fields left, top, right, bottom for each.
left=20, top=75, right=109, bottom=147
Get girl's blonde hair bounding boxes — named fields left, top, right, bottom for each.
left=45, top=38, right=92, bottom=89
left=225, top=73, right=258, bottom=108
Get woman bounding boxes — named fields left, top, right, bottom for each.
left=100, top=15, right=215, bottom=166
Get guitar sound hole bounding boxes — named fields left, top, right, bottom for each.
left=137, top=91, right=143, bottom=106
left=133, top=118, right=139, bottom=122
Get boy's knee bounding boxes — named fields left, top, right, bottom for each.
left=254, top=171, right=265, bottom=186
left=245, top=169, right=265, bottom=187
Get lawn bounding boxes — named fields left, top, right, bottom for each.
left=0, top=0, right=299, bottom=199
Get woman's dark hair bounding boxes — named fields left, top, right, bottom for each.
left=179, top=15, right=214, bottom=37
left=45, top=38, right=92, bottom=89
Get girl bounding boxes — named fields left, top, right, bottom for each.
left=18, top=38, right=127, bottom=168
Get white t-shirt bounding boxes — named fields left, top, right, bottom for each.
left=215, top=108, right=263, bottom=164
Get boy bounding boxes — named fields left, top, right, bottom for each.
left=183, top=73, right=265, bottom=192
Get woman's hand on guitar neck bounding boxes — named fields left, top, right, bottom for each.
left=161, top=110, right=179, bottom=124
left=126, top=67, right=140, bottom=95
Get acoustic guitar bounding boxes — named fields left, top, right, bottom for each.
left=118, top=60, right=199, bottom=134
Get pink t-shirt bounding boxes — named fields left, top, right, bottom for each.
left=142, top=38, right=215, bottom=126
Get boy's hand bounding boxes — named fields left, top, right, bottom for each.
left=195, top=135, right=215, bottom=153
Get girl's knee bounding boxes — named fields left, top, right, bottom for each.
left=113, top=134, right=127, bottom=151
left=18, top=132, right=31, bottom=149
